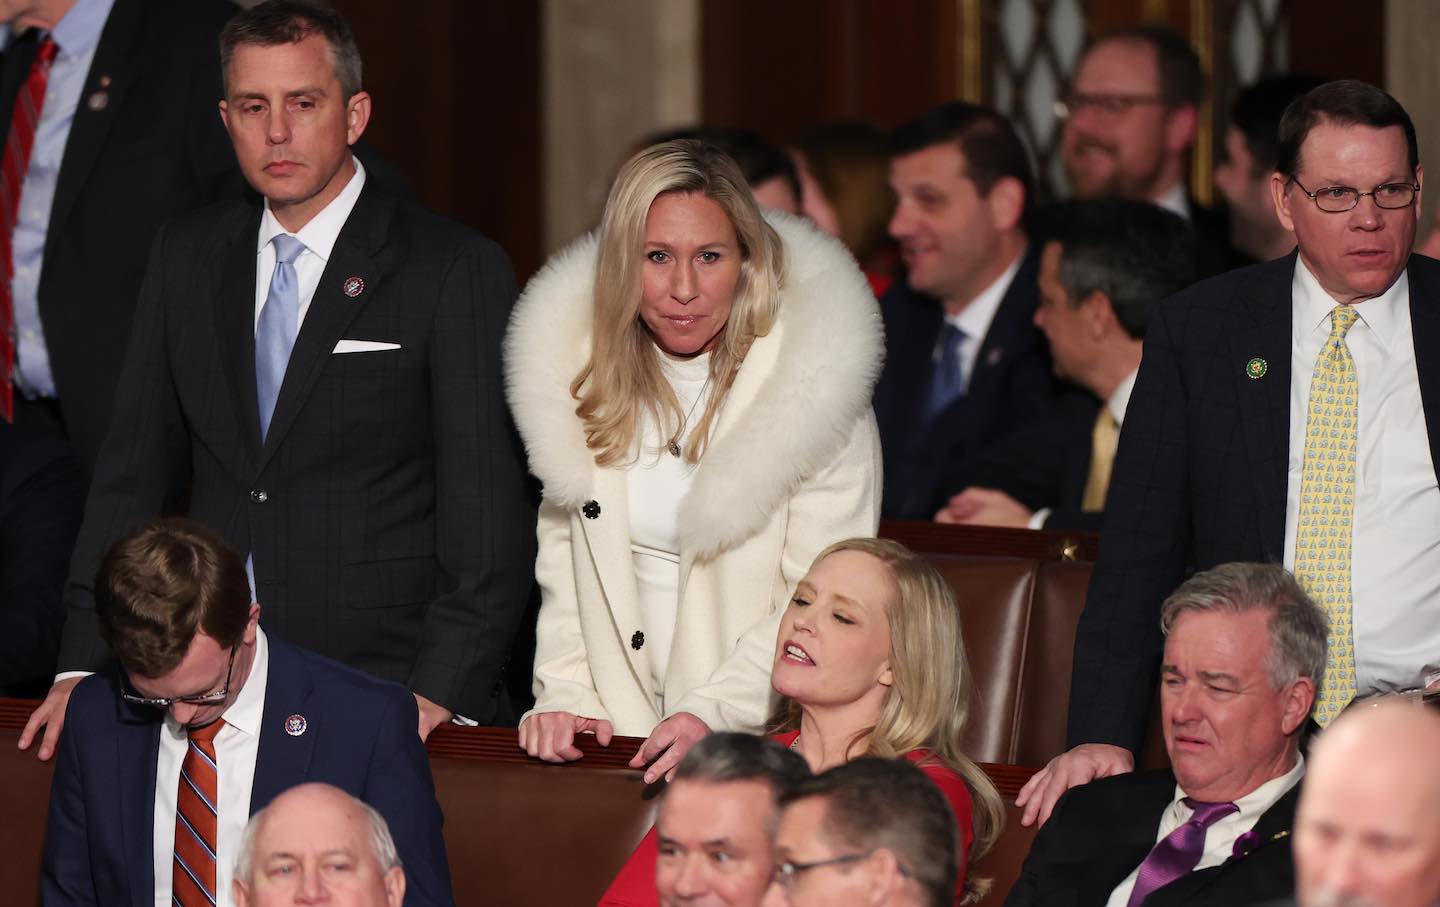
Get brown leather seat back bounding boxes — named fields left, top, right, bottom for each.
left=930, top=556, right=1040, bottom=765
left=1011, top=560, right=1094, bottom=765
left=0, top=713, right=53, bottom=906
left=971, top=798, right=1039, bottom=907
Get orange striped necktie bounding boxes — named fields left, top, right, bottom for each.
left=174, top=718, right=226, bottom=906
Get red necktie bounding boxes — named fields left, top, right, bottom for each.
left=0, top=34, right=57, bottom=422
left=174, top=718, right=226, bottom=906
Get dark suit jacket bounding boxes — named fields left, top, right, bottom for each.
left=58, top=184, right=537, bottom=721
left=1005, top=769, right=1301, bottom=907
left=0, top=420, right=84, bottom=695
left=0, top=0, right=243, bottom=468
left=41, top=635, right=454, bottom=907
left=1189, top=198, right=1248, bottom=279
left=874, top=248, right=1056, bottom=519
left=1068, top=253, right=1440, bottom=753
left=942, top=387, right=1105, bottom=532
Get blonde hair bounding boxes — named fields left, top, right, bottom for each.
left=573, top=139, right=785, bottom=466
left=772, top=537, right=1006, bottom=904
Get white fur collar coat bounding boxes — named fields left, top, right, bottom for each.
left=504, top=212, right=884, bottom=735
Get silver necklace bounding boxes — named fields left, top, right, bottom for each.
left=667, top=372, right=714, bottom=457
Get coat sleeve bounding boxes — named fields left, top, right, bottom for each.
left=521, top=499, right=611, bottom=724
left=41, top=687, right=99, bottom=906
left=408, top=237, right=538, bottom=719
left=1066, top=303, right=1193, bottom=754
left=1002, top=788, right=1076, bottom=907
left=669, top=411, right=882, bottom=731
left=363, top=686, right=456, bottom=907
left=57, top=226, right=192, bottom=672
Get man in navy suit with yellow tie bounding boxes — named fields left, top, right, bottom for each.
left=42, top=518, right=453, bottom=907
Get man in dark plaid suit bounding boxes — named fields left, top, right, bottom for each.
left=21, top=0, right=534, bottom=760
left=1017, top=79, right=1440, bottom=826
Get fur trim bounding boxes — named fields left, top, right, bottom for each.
left=504, top=212, right=884, bottom=557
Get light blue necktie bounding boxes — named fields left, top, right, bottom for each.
left=255, top=234, right=306, bottom=442
left=924, top=322, right=967, bottom=424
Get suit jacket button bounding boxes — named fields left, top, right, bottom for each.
left=250, top=488, right=268, bottom=504
left=631, top=631, right=644, bottom=650
left=582, top=500, right=601, bottom=519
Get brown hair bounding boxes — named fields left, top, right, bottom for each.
left=771, top=537, right=1005, bottom=903
left=220, top=0, right=363, bottom=100
left=95, top=518, right=252, bottom=678
left=794, top=122, right=896, bottom=263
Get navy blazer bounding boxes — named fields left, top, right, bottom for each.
left=41, top=635, right=454, bottom=907
left=1005, top=769, right=1300, bottom=907
left=874, top=248, right=1057, bottom=519
left=1069, top=252, right=1440, bottom=753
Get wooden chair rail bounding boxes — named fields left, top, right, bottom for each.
left=880, top=519, right=1099, bottom=562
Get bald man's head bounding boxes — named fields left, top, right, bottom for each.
left=234, top=783, right=405, bottom=907
left=1294, top=703, right=1440, bottom=907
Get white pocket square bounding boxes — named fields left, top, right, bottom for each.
left=333, top=339, right=401, bottom=354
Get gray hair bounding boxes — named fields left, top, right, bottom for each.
left=1159, top=562, right=1328, bottom=688
left=234, top=788, right=402, bottom=883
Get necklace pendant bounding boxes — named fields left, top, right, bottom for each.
left=668, top=441, right=682, bottom=457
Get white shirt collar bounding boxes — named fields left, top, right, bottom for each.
left=256, top=155, right=367, bottom=263
left=945, top=246, right=1025, bottom=339
left=1293, top=253, right=1407, bottom=353
left=1108, top=369, right=1139, bottom=426
left=1175, top=752, right=1306, bottom=827
left=162, top=626, right=270, bottom=740
left=1154, top=182, right=1191, bottom=221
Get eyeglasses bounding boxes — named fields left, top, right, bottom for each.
left=772, top=853, right=871, bottom=889
left=1289, top=177, right=1419, bottom=213
left=121, top=645, right=238, bottom=708
left=1054, top=92, right=1167, bottom=120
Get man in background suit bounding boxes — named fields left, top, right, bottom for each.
left=1007, top=563, right=1322, bottom=907
left=0, top=0, right=242, bottom=467
left=1058, top=26, right=1239, bottom=277
left=42, top=518, right=452, bottom=907
left=1019, top=81, right=1440, bottom=826
left=21, top=0, right=534, bottom=759
left=874, top=101, right=1055, bottom=519
left=935, top=199, right=1194, bottom=532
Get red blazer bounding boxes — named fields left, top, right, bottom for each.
left=599, top=731, right=976, bottom=905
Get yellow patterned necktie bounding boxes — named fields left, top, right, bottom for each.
left=1295, top=304, right=1360, bottom=725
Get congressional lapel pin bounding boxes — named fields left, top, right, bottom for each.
left=284, top=713, right=307, bottom=737
left=86, top=89, right=108, bottom=111
left=986, top=347, right=1003, bottom=367
left=343, top=276, right=365, bottom=298
left=1245, top=357, right=1268, bottom=380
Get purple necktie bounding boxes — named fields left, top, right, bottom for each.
left=1126, top=798, right=1238, bottom=907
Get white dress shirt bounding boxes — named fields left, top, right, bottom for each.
left=253, top=156, right=366, bottom=331
left=627, top=352, right=711, bottom=703
left=152, top=628, right=270, bottom=907
left=1154, top=182, right=1192, bottom=222
left=1282, top=258, right=1440, bottom=693
left=941, top=248, right=1025, bottom=389
left=1105, top=756, right=1305, bottom=907
left=1031, top=369, right=1137, bottom=529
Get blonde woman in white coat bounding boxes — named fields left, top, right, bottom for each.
left=505, top=140, right=883, bottom=783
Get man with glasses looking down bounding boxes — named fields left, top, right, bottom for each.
left=1019, top=79, right=1440, bottom=828
left=40, top=517, right=454, bottom=907
left=763, top=758, right=960, bottom=907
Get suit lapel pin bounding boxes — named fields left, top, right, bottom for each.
left=986, top=347, right=1003, bottom=367
left=342, top=276, right=365, bottom=298
left=1245, top=357, right=1268, bottom=379
left=86, top=89, right=108, bottom=111
left=284, top=713, right=307, bottom=737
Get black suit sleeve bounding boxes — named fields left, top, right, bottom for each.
left=57, top=227, right=193, bottom=672
left=363, top=686, right=455, bottom=907
left=1003, top=788, right=1077, bottom=907
left=1066, top=305, right=1193, bottom=753
left=409, top=237, right=537, bottom=717
left=0, top=430, right=85, bottom=690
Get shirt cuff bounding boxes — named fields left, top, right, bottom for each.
left=1027, top=508, right=1051, bottom=530
left=55, top=671, right=94, bottom=683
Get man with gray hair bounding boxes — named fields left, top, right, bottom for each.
left=600, top=732, right=810, bottom=906
left=1008, top=563, right=1325, bottom=907
left=234, top=782, right=404, bottom=907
